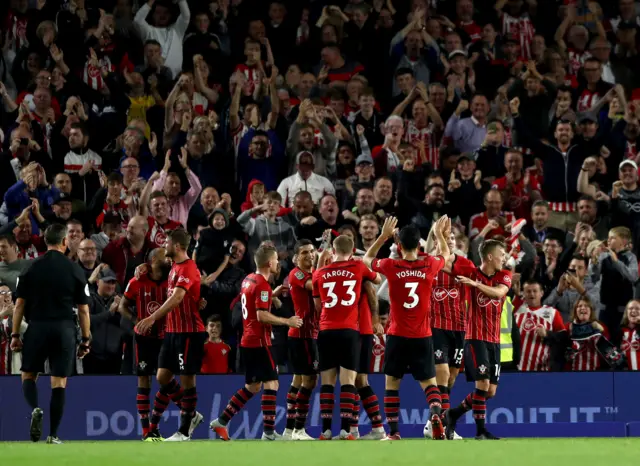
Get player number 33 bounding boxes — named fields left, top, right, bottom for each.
left=323, top=280, right=357, bottom=308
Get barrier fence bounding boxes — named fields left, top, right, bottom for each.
left=0, top=372, right=639, bottom=440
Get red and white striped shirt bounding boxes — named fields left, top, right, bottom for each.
left=567, top=322, right=603, bottom=371
left=404, top=120, right=440, bottom=168
left=4, top=12, right=29, bottom=53
left=576, top=88, right=602, bottom=113
left=370, top=333, right=386, bottom=373
left=83, top=56, right=115, bottom=91
left=64, top=149, right=102, bottom=174
left=567, top=48, right=590, bottom=76
left=515, top=304, right=565, bottom=371
left=620, top=327, right=640, bottom=371
left=234, top=63, right=262, bottom=96
left=501, top=13, right=535, bottom=60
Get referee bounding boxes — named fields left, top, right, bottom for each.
left=10, top=224, right=92, bottom=444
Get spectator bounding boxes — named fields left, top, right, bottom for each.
left=102, top=215, right=155, bottom=287
left=236, top=191, right=296, bottom=267
left=151, top=149, right=202, bottom=228
left=64, top=123, right=102, bottom=206
left=590, top=226, right=638, bottom=340
left=195, top=208, right=234, bottom=279
left=141, top=191, right=182, bottom=248
left=201, top=315, right=232, bottom=374
left=545, top=255, right=600, bottom=322
left=134, top=0, right=191, bottom=78
left=468, top=190, right=515, bottom=241
left=77, top=239, right=99, bottom=283
left=0, top=234, right=31, bottom=292
left=442, top=95, right=489, bottom=154
left=523, top=201, right=566, bottom=251
left=84, top=269, right=123, bottom=375
left=277, top=151, right=335, bottom=207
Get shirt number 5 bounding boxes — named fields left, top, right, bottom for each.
left=323, top=280, right=357, bottom=308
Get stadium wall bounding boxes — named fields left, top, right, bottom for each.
left=0, top=373, right=639, bottom=440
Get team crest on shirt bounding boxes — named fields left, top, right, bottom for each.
left=477, top=292, right=501, bottom=307
left=522, top=318, right=537, bottom=333
left=147, top=301, right=160, bottom=315
left=260, top=291, right=269, bottom=302
left=374, top=259, right=381, bottom=268
left=177, top=276, right=190, bottom=285
left=372, top=344, right=385, bottom=357
left=478, top=364, right=487, bottom=375
left=503, top=275, right=512, bottom=285
left=295, top=271, right=305, bottom=280
left=221, top=349, right=227, bottom=355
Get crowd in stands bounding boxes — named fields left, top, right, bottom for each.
left=1, top=0, right=640, bottom=375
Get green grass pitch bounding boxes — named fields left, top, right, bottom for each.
left=2, top=439, right=640, bottom=466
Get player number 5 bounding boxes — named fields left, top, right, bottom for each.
left=178, top=353, right=184, bottom=371
left=403, top=282, right=419, bottom=309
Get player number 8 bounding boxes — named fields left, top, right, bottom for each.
left=241, top=293, right=248, bottom=319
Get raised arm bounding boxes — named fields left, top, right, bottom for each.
left=554, top=5, right=575, bottom=52
left=364, top=216, right=397, bottom=269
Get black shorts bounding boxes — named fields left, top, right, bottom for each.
left=384, top=335, right=436, bottom=381
left=21, top=321, right=77, bottom=378
left=463, top=339, right=501, bottom=385
left=242, top=346, right=279, bottom=384
left=432, top=328, right=465, bottom=368
left=358, top=334, right=374, bottom=374
left=134, top=334, right=163, bottom=376
left=158, top=332, right=206, bottom=375
left=288, top=338, right=319, bottom=376
left=317, top=329, right=360, bottom=372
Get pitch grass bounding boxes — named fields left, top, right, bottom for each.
left=2, top=439, right=640, bottom=466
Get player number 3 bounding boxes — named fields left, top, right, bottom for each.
left=403, top=282, right=419, bottom=309
left=323, top=280, right=357, bottom=308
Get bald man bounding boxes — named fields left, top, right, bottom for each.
left=101, top=215, right=155, bottom=286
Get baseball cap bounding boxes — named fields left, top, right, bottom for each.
left=53, top=193, right=72, bottom=205
left=98, top=268, right=118, bottom=282
left=355, top=153, right=373, bottom=165
left=620, top=159, right=638, bottom=170
left=448, top=49, right=467, bottom=60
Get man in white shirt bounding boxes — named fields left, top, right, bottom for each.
left=135, top=0, right=191, bottom=78
left=277, top=151, right=335, bottom=207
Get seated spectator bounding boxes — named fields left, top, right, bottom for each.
left=201, top=315, right=232, bottom=374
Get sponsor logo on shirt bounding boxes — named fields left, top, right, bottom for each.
left=177, top=276, right=190, bottom=285
left=477, top=292, right=501, bottom=308
left=147, top=301, right=160, bottom=315
left=433, top=287, right=459, bottom=301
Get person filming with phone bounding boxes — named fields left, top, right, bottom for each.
left=545, top=255, right=600, bottom=323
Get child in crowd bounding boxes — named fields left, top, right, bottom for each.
left=201, top=315, right=231, bottom=374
